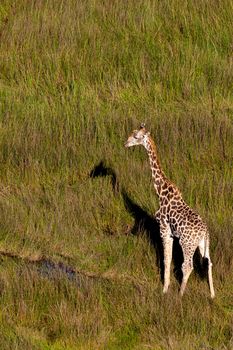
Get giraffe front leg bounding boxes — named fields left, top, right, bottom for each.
left=155, top=209, right=160, bottom=223
left=161, top=225, right=173, bottom=294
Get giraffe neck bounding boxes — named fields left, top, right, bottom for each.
left=144, top=136, right=166, bottom=197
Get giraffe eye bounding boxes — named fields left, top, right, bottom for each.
left=134, top=133, right=145, bottom=140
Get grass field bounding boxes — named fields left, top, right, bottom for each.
left=0, top=0, right=233, bottom=349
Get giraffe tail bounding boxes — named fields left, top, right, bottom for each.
left=204, top=237, right=215, bottom=299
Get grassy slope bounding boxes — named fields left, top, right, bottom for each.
left=0, top=0, right=233, bottom=349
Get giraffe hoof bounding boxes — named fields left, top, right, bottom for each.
left=179, top=289, right=184, bottom=297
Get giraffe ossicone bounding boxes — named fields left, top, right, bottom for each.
left=125, top=124, right=215, bottom=298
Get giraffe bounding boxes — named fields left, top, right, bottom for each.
left=124, top=123, right=215, bottom=298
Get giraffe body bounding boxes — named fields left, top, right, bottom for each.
left=125, top=124, right=215, bottom=298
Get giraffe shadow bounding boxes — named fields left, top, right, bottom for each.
left=90, top=161, right=119, bottom=194
left=121, top=187, right=164, bottom=280
left=90, top=161, right=203, bottom=285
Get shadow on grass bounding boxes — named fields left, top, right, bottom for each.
left=90, top=160, right=119, bottom=194
left=90, top=161, right=207, bottom=286
left=0, top=160, right=206, bottom=290
left=121, top=186, right=165, bottom=281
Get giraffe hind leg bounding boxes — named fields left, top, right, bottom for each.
left=180, top=255, right=194, bottom=297
left=179, top=243, right=197, bottom=297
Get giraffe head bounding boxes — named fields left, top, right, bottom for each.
left=124, top=123, right=150, bottom=148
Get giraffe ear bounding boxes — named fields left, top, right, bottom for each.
left=140, top=122, right=146, bottom=129
left=146, top=131, right=150, bottom=136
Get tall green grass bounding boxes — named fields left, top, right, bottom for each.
left=0, top=0, right=233, bottom=349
